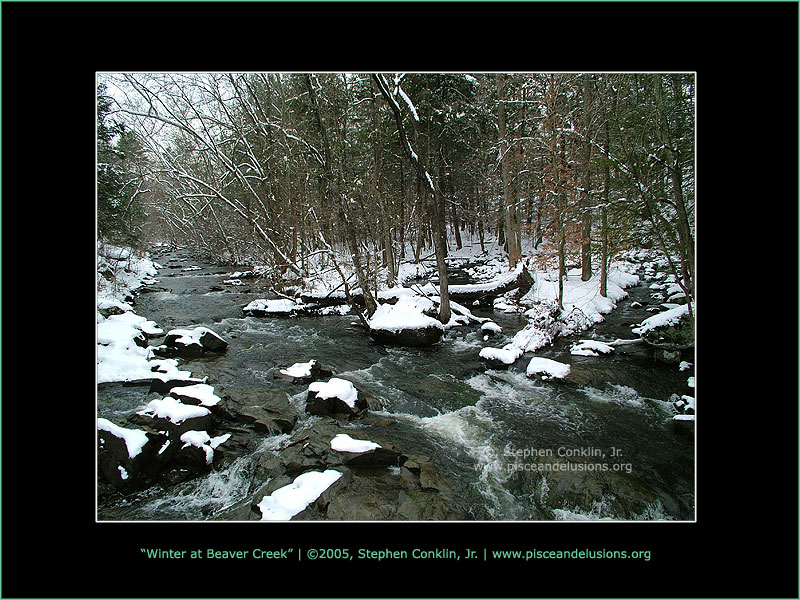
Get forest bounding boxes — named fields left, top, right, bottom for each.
left=98, top=72, right=695, bottom=324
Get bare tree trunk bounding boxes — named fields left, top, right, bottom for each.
left=600, top=118, right=610, bottom=298
left=305, top=74, right=377, bottom=317
left=580, top=74, right=594, bottom=281
left=496, top=73, right=521, bottom=269
left=373, top=73, right=450, bottom=324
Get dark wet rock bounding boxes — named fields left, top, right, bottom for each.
left=228, top=415, right=470, bottom=521
left=215, top=386, right=298, bottom=434
left=98, top=305, right=127, bottom=318
left=369, top=324, right=443, bottom=347
left=97, top=424, right=156, bottom=492
left=127, top=409, right=215, bottom=439
left=519, top=454, right=677, bottom=520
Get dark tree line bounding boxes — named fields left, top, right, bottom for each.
left=98, top=72, right=695, bottom=320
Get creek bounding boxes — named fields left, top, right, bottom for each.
left=97, top=248, right=695, bottom=521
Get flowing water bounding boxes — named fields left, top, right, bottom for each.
left=97, top=249, right=695, bottom=521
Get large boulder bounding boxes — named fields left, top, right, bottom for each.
left=215, top=386, right=298, bottom=434
left=306, top=377, right=373, bottom=417
left=368, top=296, right=444, bottom=347
left=637, top=305, right=694, bottom=364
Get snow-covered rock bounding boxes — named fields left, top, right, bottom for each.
left=277, top=359, right=333, bottom=383
left=153, top=326, right=228, bottom=358
left=257, top=469, right=344, bottom=521
left=480, top=321, right=502, bottom=336
left=479, top=345, right=522, bottom=369
left=570, top=340, right=614, bottom=357
left=168, top=383, right=222, bottom=407
left=179, top=430, right=231, bottom=465
left=635, top=303, right=694, bottom=363
left=98, top=418, right=149, bottom=459
left=526, top=357, right=571, bottom=380
left=368, top=295, right=444, bottom=347
left=330, top=433, right=381, bottom=453
left=138, top=396, right=212, bottom=425
left=243, top=298, right=298, bottom=317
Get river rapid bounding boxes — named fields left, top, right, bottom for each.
left=97, top=248, right=695, bottom=521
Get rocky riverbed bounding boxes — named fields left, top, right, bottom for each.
left=97, top=245, right=695, bottom=521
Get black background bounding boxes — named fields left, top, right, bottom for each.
left=2, top=2, right=797, bottom=598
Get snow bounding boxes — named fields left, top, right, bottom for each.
left=520, top=266, right=639, bottom=327
left=397, top=261, right=434, bottom=284
left=570, top=340, right=614, bottom=357
left=687, top=377, right=694, bottom=388
left=243, top=298, right=297, bottom=314
left=636, top=304, right=689, bottom=335
left=673, top=414, right=695, bottom=422
left=397, top=85, right=420, bottom=122
left=368, top=295, right=444, bottom=333
left=166, top=326, right=225, bottom=347
left=171, top=383, right=221, bottom=407
left=330, top=433, right=381, bottom=453
left=526, top=357, right=571, bottom=380
left=180, top=430, right=231, bottom=464
left=679, top=361, right=693, bottom=371
left=98, top=418, right=149, bottom=459
left=479, top=346, right=522, bottom=365
left=481, top=321, right=502, bottom=334
left=479, top=262, right=641, bottom=365
left=280, top=360, right=316, bottom=378
left=257, top=469, right=343, bottom=521
left=138, top=396, right=211, bottom=424
left=449, top=263, right=524, bottom=295
left=308, top=378, right=358, bottom=408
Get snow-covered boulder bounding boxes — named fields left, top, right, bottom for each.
left=481, top=321, right=502, bottom=337
left=526, top=357, right=571, bottom=380
left=153, top=326, right=228, bottom=358
left=306, top=377, right=370, bottom=417
left=276, top=359, right=333, bottom=384
left=368, top=296, right=444, bottom=347
left=635, top=304, right=694, bottom=363
left=243, top=298, right=298, bottom=317
left=479, top=345, right=523, bottom=369
left=97, top=418, right=163, bottom=491
left=570, top=340, right=614, bottom=357
left=178, top=431, right=231, bottom=466
left=330, top=433, right=381, bottom=453
left=256, top=469, right=344, bottom=521
left=131, top=396, right=214, bottom=436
